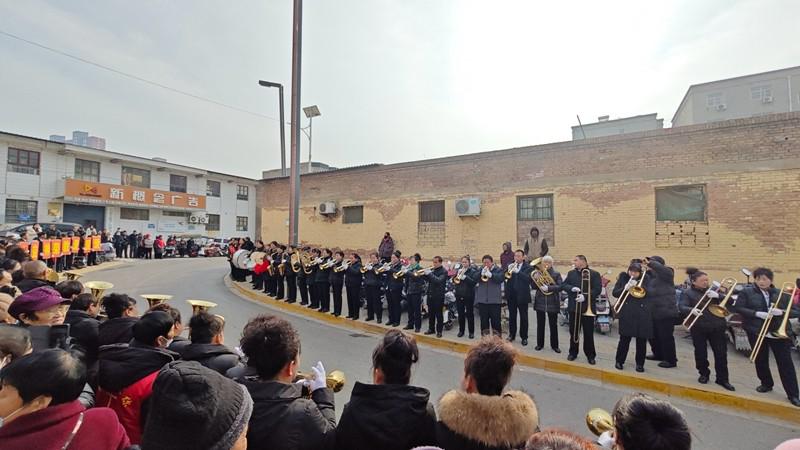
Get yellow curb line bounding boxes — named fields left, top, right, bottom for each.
left=226, top=277, right=800, bottom=425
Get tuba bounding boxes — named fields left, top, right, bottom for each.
left=141, top=294, right=173, bottom=309
left=187, top=299, right=218, bottom=315
left=290, top=252, right=302, bottom=273
left=530, top=258, right=555, bottom=295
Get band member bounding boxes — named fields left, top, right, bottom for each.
left=265, top=242, right=278, bottom=296
left=386, top=251, right=405, bottom=327
left=344, top=253, right=363, bottom=320
left=678, top=268, right=734, bottom=390
left=274, top=245, right=286, bottom=300
left=284, top=245, right=297, bottom=303
left=364, top=252, right=383, bottom=323
left=315, top=248, right=332, bottom=313
left=644, top=256, right=678, bottom=368
left=613, top=261, right=652, bottom=372
left=297, top=246, right=311, bottom=306
left=522, top=226, right=549, bottom=261
left=532, top=255, right=562, bottom=353
left=475, top=255, right=503, bottom=336
left=735, top=267, right=800, bottom=406
left=506, top=250, right=533, bottom=345
left=307, top=248, right=322, bottom=309
left=422, top=256, right=448, bottom=338
left=329, top=250, right=345, bottom=316
left=453, top=255, right=479, bottom=338
left=562, top=255, right=601, bottom=364
left=404, top=254, right=424, bottom=332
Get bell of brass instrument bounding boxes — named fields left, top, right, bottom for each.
left=480, top=265, right=496, bottom=282
left=504, top=262, right=517, bottom=281
left=586, top=408, right=615, bottom=436
left=413, top=266, right=429, bottom=277
left=360, top=262, right=374, bottom=274
left=295, top=369, right=346, bottom=394
left=64, top=271, right=83, bottom=281
left=84, top=281, right=114, bottom=306
left=141, top=294, right=173, bottom=309
left=290, top=253, right=302, bottom=273
left=46, top=268, right=62, bottom=283
left=530, top=258, right=556, bottom=296
left=706, top=277, right=738, bottom=318
left=452, top=264, right=466, bottom=285
left=750, top=282, right=794, bottom=362
left=187, top=299, right=218, bottom=315
left=393, top=264, right=409, bottom=279
left=375, top=262, right=392, bottom=274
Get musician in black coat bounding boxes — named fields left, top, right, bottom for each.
left=315, top=249, right=333, bottom=313
left=386, top=251, right=405, bottom=327
left=561, top=255, right=602, bottom=364
left=284, top=246, right=298, bottom=303
left=453, top=256, right=479, bottom=338
left=307, top=248, right=322, bottom=309
left=643, top=256, right=678, bottom=368
left=422, top=256, right=448, bottom=338
left=475, top=256, right=504, bottom=336
left=296, top=247, right=311, bottom=306
left=505, top=250, right=533, bottom=346
left=612, top=262, right=653, bottom=373
left=734, top=267, right=800, bottom=406
left=328, top=251, right=346, bottom=317
left=403, top=254, right=425, bottom=332
left=363, top=252, right=384, bottom=323
left=274, top=246, right=286, bottom=300
left=531, top=255, right=562, bottom=353
left=678, top=268, right=734, bottom=390
left=344, top=254, right=363, bottom=320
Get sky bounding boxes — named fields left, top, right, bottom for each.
left=1, top=0, right=798, bottom=179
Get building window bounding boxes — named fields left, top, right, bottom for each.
left=750, top=85, right=772, bottom=101
left=236, top=185, right=249, bottom=201
left=655, top=185, right=707, bottom=222
left=206, top=214, right=220, bottom=231
left=170, top=174, right=187, bottom=193
left=342, top=206, right=364, bottom=224
left=161, top=210, right=188, bottom=218
left=120, top=208, right=149, bottom=221
left=74, top=159, right=100, bottom=182
left=706, top=93, right=724, bottom=108
left=5, top=199, right=37, bottom=222
left=236, top=216, right=248, bottom=231
left=7, top=148, right=40, bottom=175
left=206, top=180, right=221, bottom=197
left=418, top=200, right=445, bottom=223
left=122, top=166, right=151, bottom=188
left=517, top=195, right=553, bottom=220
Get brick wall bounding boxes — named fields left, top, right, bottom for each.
left=257, top=113, right=800, bottom=284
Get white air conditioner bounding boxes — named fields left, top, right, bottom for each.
left=762, top=96, right=773, bottom=104
left=198, top=216, right=209, bottom=224
left=715, top=104, right=727, bottom=111
left=188, top=215, right=199, bottom=223
left=189, top=214, right=207, bottom=224
left=455, top=197, right=481, bottom=216
left=319, top=201, right=337, bottom=215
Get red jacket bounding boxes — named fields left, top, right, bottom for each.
left=254, top=260, right=270, bottom=275
left=0, top=400, right=130, bottom=450
left=97, top=370, right=159, bottom=444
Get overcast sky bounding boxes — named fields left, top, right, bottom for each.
left=1, top=0, right=798, bottom=179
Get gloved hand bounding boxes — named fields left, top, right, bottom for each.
left=540, top=285, right=549, bottom=293
left=597, top=431, right=615, bottom=449
left=706, top=290, right=720, bottom=299
left=576, top=294, right=585, bottom=303
left=755, top=311, right=769, bottom=320
left=690, top=308, right=703, bottom=316
left=625, top=279, right=637, bottom=290
left=424, top=268, right=432, bottom=276
left=309, top=361, right=327, bottom=392
left=771, top=308, right=784, bottom=317
left=571, top=287, right=581, bottom=293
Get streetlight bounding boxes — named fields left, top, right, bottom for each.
left=302, top=105, right=320, bottom=173
left=258, top=80, right=287, bottom=177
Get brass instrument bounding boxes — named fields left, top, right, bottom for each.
left=573, top=269, right=594, bottom=343
left=141, top=294, right=173, bottom=309
left=360, top=262, right=374, bottom=274
left=320, top=258, right=336, bottom=270
left=84, top=281, right=114, bottom=306
left=706, top=277, right=737, bottom=318
left=749, top=282, right=795, bottom=362
left=187, top=299, right=218, bottom=315
left=504, top=262, right=517, bottom=281
left=682, top=278, right=737, bottom=330
left=612, top=270, right=648, bottom=315
left=46, top=268, right=61, bottom=283
left=290, top=252, right=302, bottom=273
left=64, top=271, right=83, bottom=281
left=278, top=260, right=286, bottom=276
left=586, top=408, right=615, bottom=439
left=375, top=262, right=392, bottom=274
left=333, top=260, right=350, bottom=273
left=393, top=264, right=410, bottom=279
left=413, top=266, right=430, bottom=277
left=452, top=264, right=467, bottom=285
left=302, top=253, right=314, bottom=275
left=295, top=369, right=346, bottom=394
left=480, top=265, right=496, bottom=282
left=530, top=258, right=555, bottom=296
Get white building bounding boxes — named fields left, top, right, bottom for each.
left=572, top=113, right=664, bottom=140
left=0, top=131, right=257, bottom=239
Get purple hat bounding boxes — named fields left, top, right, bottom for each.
left=8, top=286, right=71, bottom=320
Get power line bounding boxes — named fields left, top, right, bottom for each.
left=0, top=29, right=277, bottom=121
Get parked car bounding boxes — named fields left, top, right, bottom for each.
left=0, top=222, right=81, bottom=239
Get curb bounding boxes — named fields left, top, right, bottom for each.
left=226, top=277, right=800, bottom=425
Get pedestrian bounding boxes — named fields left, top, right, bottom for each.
left=378, top=232, right=394, bottom=263
left=522, top=227, right=549, bottom=261
left=499, top=242, right=514, bottom=271
left=128, top=231, right=139, bottom=260
left=645, top=256, right=678, bottom=368
left=64, top=292, right=101, bottom=367
left=13, top=260, right=50, bottom=293
left=154, top=235, right=165, bottom=259
left=97, top=293, right=139, bottom=347
left=178, top=312, right=240, bottom=375
left=143, top=234, right=154, bottom=259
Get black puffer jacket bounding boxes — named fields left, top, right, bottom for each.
left=65, top=309, right=100, bottom=363
left=405, top=264, right=426, bottom=295
left=97, top=342, right=177, bottom=393
left=532, top=267, right=562, bottom=313
left=335, top=382, right=437, bottom=450
left=97, top=317, right=138, bottom=347
left=612, top=272, right=654, bottom=339
left=242, top=380, right=336, bottom=450
left=506, top=262, right=533, bottom=304
left=424, top=266, right=448, bottom=299
left=454, top=266, right=480, bottom=298
left=178, top=342, right=240, bottom=375
left=344, top=261, right=363, bottom=287
left=645, top=260, right=678, bottom=320
left=678, top=286, right=726, bottom=332
left=15, top=278, right=50, bottom=293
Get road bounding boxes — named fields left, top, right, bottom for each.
left=89, top=257, right=799, bottom=450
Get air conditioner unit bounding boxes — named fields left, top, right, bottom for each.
left=188, top=215, right=199, bottom=223
left=762, top=96, right=773, bottom=104
left=455, top=197, right=481, bottom=216
left=715, top=104, right=727, bottom=111
left=198, top=216, right=209, bottom=224
left=319, top=201, right=337, bottom=215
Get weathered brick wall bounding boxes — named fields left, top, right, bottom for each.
left=257, top=113, right=800, bottom=284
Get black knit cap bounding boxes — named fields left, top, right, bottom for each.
left=141, top=360, right=253, bottom=450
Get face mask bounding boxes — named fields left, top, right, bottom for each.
left=0, top=405, right=26, bottom=428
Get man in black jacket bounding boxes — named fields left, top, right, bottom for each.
left=297, top=247, right=311, bottom=306
left=344, top=254, right=363, bottom=320
left=423, top=256, right=448, bottom=338
left=404, top=254, right=425, bottom=332
left=734, top=267, right=800, bottom=407
left=386, top=251, right=405, bottom=326
left=329, top=250, right=346, bottom=317
left=15, top=260, right=51, bottom=293
left=236, top=314, right=335, bottom=450
left=532, top=255, right=562, bottom=353
left=643, top=256, right=679, bottom=368
left=179, top=312, right=240, bottom=375
left=453, top=256, right=479, bottom=338
left=505, top=250, right=533, bottom=346
left=284, top=245, right=298, bottom=303
left=561, top=255, right=602, bottom=364
left=64, top=292, right=100, bottom=366
left=98, top=293, right=139, bottom=346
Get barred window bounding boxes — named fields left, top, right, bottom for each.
left=206, top=214, right=220, bottom=231
left=342, top=206, right=364, bottom=224
left=236, top=216, right=248, bottom=231
left=206, top=180, right=221, bottom=197
left=236, top=185, right=249, bottom=200
left=7, top=148, right=40, bottom=175
left=517, top=195, right=553, bottom=220
left=418, top=200, right=445, bottom=223
left=120, top=208, right=149, bottom=221
left=5, top=199, right=37, bottom=222
left=74, top=159, right=100, bottom=182
left=656, top=185, right=707, bottom=222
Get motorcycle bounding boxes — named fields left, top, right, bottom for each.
left=594, top=270, right=613, bottom=334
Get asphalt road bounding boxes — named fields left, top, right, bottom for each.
left=89, top=257, right=799, bottom=450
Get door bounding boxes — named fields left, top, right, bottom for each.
left=63, top=204, right=106, bottom=230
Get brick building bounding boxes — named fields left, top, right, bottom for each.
left=257, top=113, right=800, bottom=284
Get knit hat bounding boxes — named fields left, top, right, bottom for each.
left=141, top=360, right=253, bottom=450
left=8, top=286, right=70, bottom=320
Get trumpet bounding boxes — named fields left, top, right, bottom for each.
left=333, top=260, right=350, bottom=273
left=530, top=258, right=555, bottom=295
left=413, top=266, right=430, bottom=276
left=504, top=262, right=518, bottom=280
left=452, top=264, right=467, bottom=285
left=141, top=294, right=173, bottom=309
left=480, top=265, right=496, bottom=282
left=749, top=282, right=794, bottom=363
left=683, top=278, right=737, bottom=330
left=360, top=262, right=374, bottom=274
left=375, top=262, right=392, bottom=274
left=295, top=369, right=346, bottom=394
left=393, top=264, right=410, bottom=279
left=320, top=259, right=337, bottom=270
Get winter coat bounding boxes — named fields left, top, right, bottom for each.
left=243, top=380, right=336, bottom=450
left=436, top=390, right=539, bottom=450
left=454, top=266, right=480, bottom=298
left=97, top=342, right=176, bottom=444
left=735, top=285, right=800, bottom=335
left=315, top=257, right=331, bottom=284
left=475, top=266, right=504, bottom=305
left=167, top=335, right=191, bottom=353
left=523, top=237, right=549, bottom=260
left=335, top=382, right=437, bottom=450
left=506, top=262, right=533, bottom=305
left=388, top=262, right=405, bottom=291
left=561, top=268, right=602, bottom=314
left=532, top=267, right=563, bottom=313
left=612, top=272, right=654, bottom=339
left=345, top=261, right=363, bottom=288
left=499, top=249, right=514, bottom=271
left=424, top=266, right=448, bottom=300
left=64, top=309, right=100, bottom=364
left=378, top=237, right=395, bottom=259
left=329, top=262, right=345, bottom=285
left=0, top=400, right=130, bottom=450
left=363, top=264, right=383, bottom=287
left=644, top=260, right=678, bottom=321
left=178, top=342, right=241, bottom=375
left=405, top=263, right=426, bottom=295
left=15, top=277, right=50, bottom=293
left=97, top=316, right=138, bottom=347
left=678, top=286, right=726, bottom=332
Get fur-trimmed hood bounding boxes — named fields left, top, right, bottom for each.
left=438, top=390, right=539, bottom=448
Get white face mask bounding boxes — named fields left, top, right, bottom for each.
left=0, top=405, right=26, bottom=428
left=164, top=338, right=174, bottom=348
left=0, top=354, right=11, bottom=371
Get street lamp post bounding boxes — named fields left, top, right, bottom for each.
left=302, top=105, right=320, bottom=173
left=257, top=80, right=287, bottom=177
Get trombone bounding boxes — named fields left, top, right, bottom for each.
left=612, top=270, right=648, bottom=315
left=530, top=258, right=555, bottom=296
left=573, top=269, right=595, bottom=343
left=682, top=278, right=737, bottom=330
left=749, top=282, right=795, bottom=362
